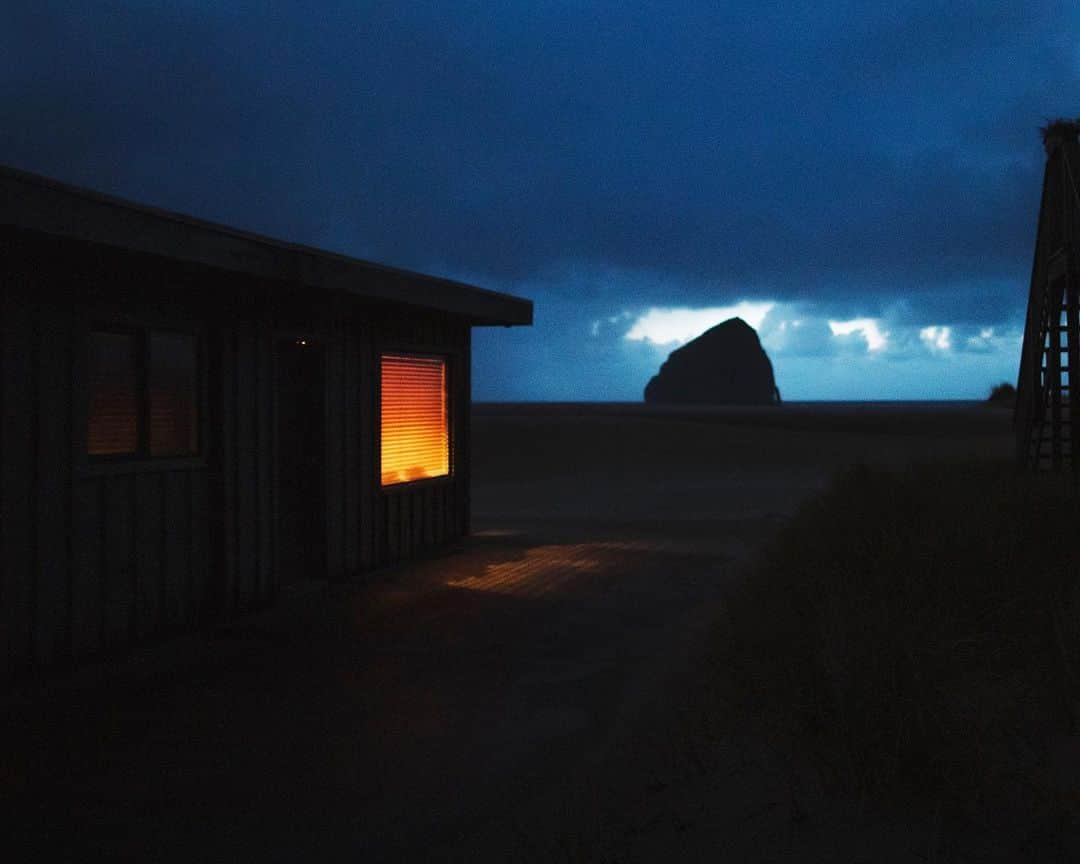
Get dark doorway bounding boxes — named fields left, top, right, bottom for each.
left=275, top=339, right=327, bottom=593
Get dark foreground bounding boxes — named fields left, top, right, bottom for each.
left=3, top=403, right=1012, bottom=861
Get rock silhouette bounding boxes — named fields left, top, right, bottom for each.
left=644, top=317, right=780, bottom=405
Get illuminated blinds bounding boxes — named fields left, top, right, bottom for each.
left=380, top=354, right=450, bottom=485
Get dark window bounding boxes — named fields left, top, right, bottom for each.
left=88, top=328, right=199, bottom=458
left=88, top=331, right=139, bottom=455
left=149, top=332, right=198, bottom=456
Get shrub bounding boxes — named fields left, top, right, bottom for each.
left=720, top=461, right=1080, bottom=836
left=988, top=382, right=1016, bottom=405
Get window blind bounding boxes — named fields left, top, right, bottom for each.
left=380, top=354, right=449, bottom=485
left=87, top=328, right=199, bottom=458
left=148, top=331, right=198, bottom=456
left=88, top=331, right=139, bottom=455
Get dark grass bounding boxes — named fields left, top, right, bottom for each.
left=717, top=460, right=1080, bottom=848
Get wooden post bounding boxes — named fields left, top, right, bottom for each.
left=1018, top=124, right=1080, bottom=476
left=1069, top=254, right=1080, bottom=486
left=1051, top=277, right=1063, bottom=470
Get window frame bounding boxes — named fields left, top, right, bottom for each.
left=377, top=349, right=454, bottom=491
left=83, top=322, right=207, bottom=473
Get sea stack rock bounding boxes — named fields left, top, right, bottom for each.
left=644, top=317, right=780, bottom=405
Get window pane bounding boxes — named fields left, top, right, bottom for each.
left=149, top=331, right=198, bottom=456
left=88, top=331, right=139, bottom=455
left=380, top=354, right=449, bottom=485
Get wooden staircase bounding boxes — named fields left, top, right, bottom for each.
left=1017, top=122, right=1080, bottom=480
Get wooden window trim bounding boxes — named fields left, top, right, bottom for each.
left=83, top=322, right=206, bottom=472
left=377, top=349, right=455, bottom=491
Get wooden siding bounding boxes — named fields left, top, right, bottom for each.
left=371, top=311, right=471, bottom=568
left=211, top=315, right=276, bottom=617
left=1, top=229, right=474, bottom=678
left=88, top=470, right=212, bottom=650
left=2, top=258, right=39, bottom=675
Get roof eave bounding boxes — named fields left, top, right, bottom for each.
left=0, top=163, right=533, bottom=326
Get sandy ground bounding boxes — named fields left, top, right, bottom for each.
left=467, top=402, right=1018, bottom=863
left=2, top=403, right=1014, bottom=862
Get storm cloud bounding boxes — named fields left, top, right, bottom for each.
left=3, top=2, right=1077, bottom=398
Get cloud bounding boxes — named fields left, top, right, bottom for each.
left=956, top=324, right=1023, bottom=355
left=624, top=302, right=775, bottom=345
left=1, top=2, right=1073, bottom=399
left=475, top=288, right=1026, bottom=401
left=828, top=318, right=889, bottom=352
left=760, top=314, right=837, bottom=358
left=920, top=325, right=953, bottom=352
left=590, top=310, right=634, bottom=339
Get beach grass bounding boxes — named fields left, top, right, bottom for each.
left=717, top=459, right=1080, bottom=846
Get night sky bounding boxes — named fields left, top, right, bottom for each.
left=4, top=3, right=1078, bottom=400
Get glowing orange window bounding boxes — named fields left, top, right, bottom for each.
left=380, top=354, right=450, bottom=486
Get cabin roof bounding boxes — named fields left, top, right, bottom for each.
left=0, top=163, right=532, bottom=326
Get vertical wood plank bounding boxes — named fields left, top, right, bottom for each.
left=162, top=471, right=188, bottom=629
left=445, top=484, right=455, bottom=546
left=424, top=485, right=435, bottom=548
left=235, top=321, right=256, bottom=608
left=325, top=334, right=344, bottom=581
left=412, top=489, right=422, bottom=556
left=433, top=485, right=442, bottom=548
left=359, top=338, right=375, bottom=570
left=269, top=329, right=280, bottom=604
left=256, top=320, right=273, bottom=604
left=1069, top=265, right=1080, bottom=486
left=444, top=483, right=453, bottom=544
left=2, top=283, right=36, bottom=672
left=68, top=313, right=100, bottom=659
left=35, top=297, right=71, bottom=665
left=218, top=326, right=237, bottom=616
left=190, top=471, right=209, bottom=623
left=414, top=490, right=423, bottom=555
left=454, top=331, right=471, bottom=539
left=133, top=472, right=162, bottom=639
left=71, top=480, right=103, bottom=658
left=408, top=492, right=418, bottom=559
left=386, top=495, right=398, bottom=565
left=103, top=475, right=134, bottom=649
left=343, top=326, right=360, bottom=576
left=1, top=273, right=4, bottom=678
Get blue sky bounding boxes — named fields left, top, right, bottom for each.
left=4, top=2, right=1079, bottom=399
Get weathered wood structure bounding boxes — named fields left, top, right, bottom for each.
left=1017, top=120, right=1080, bottom=477
left=0, top=165, right=531, bottom=676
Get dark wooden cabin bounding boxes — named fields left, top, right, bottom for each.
left=0, top=165, right=532, bottom=677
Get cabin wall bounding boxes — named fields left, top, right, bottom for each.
left=210, top=306, right=275, bottom=617
left=1, top=247, right=69, bottom=675
left=1, top=232, right=222, bottom=674
left=365, top=309, right=471, bottom=569
left=1, top=229, right=474, bottom=678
